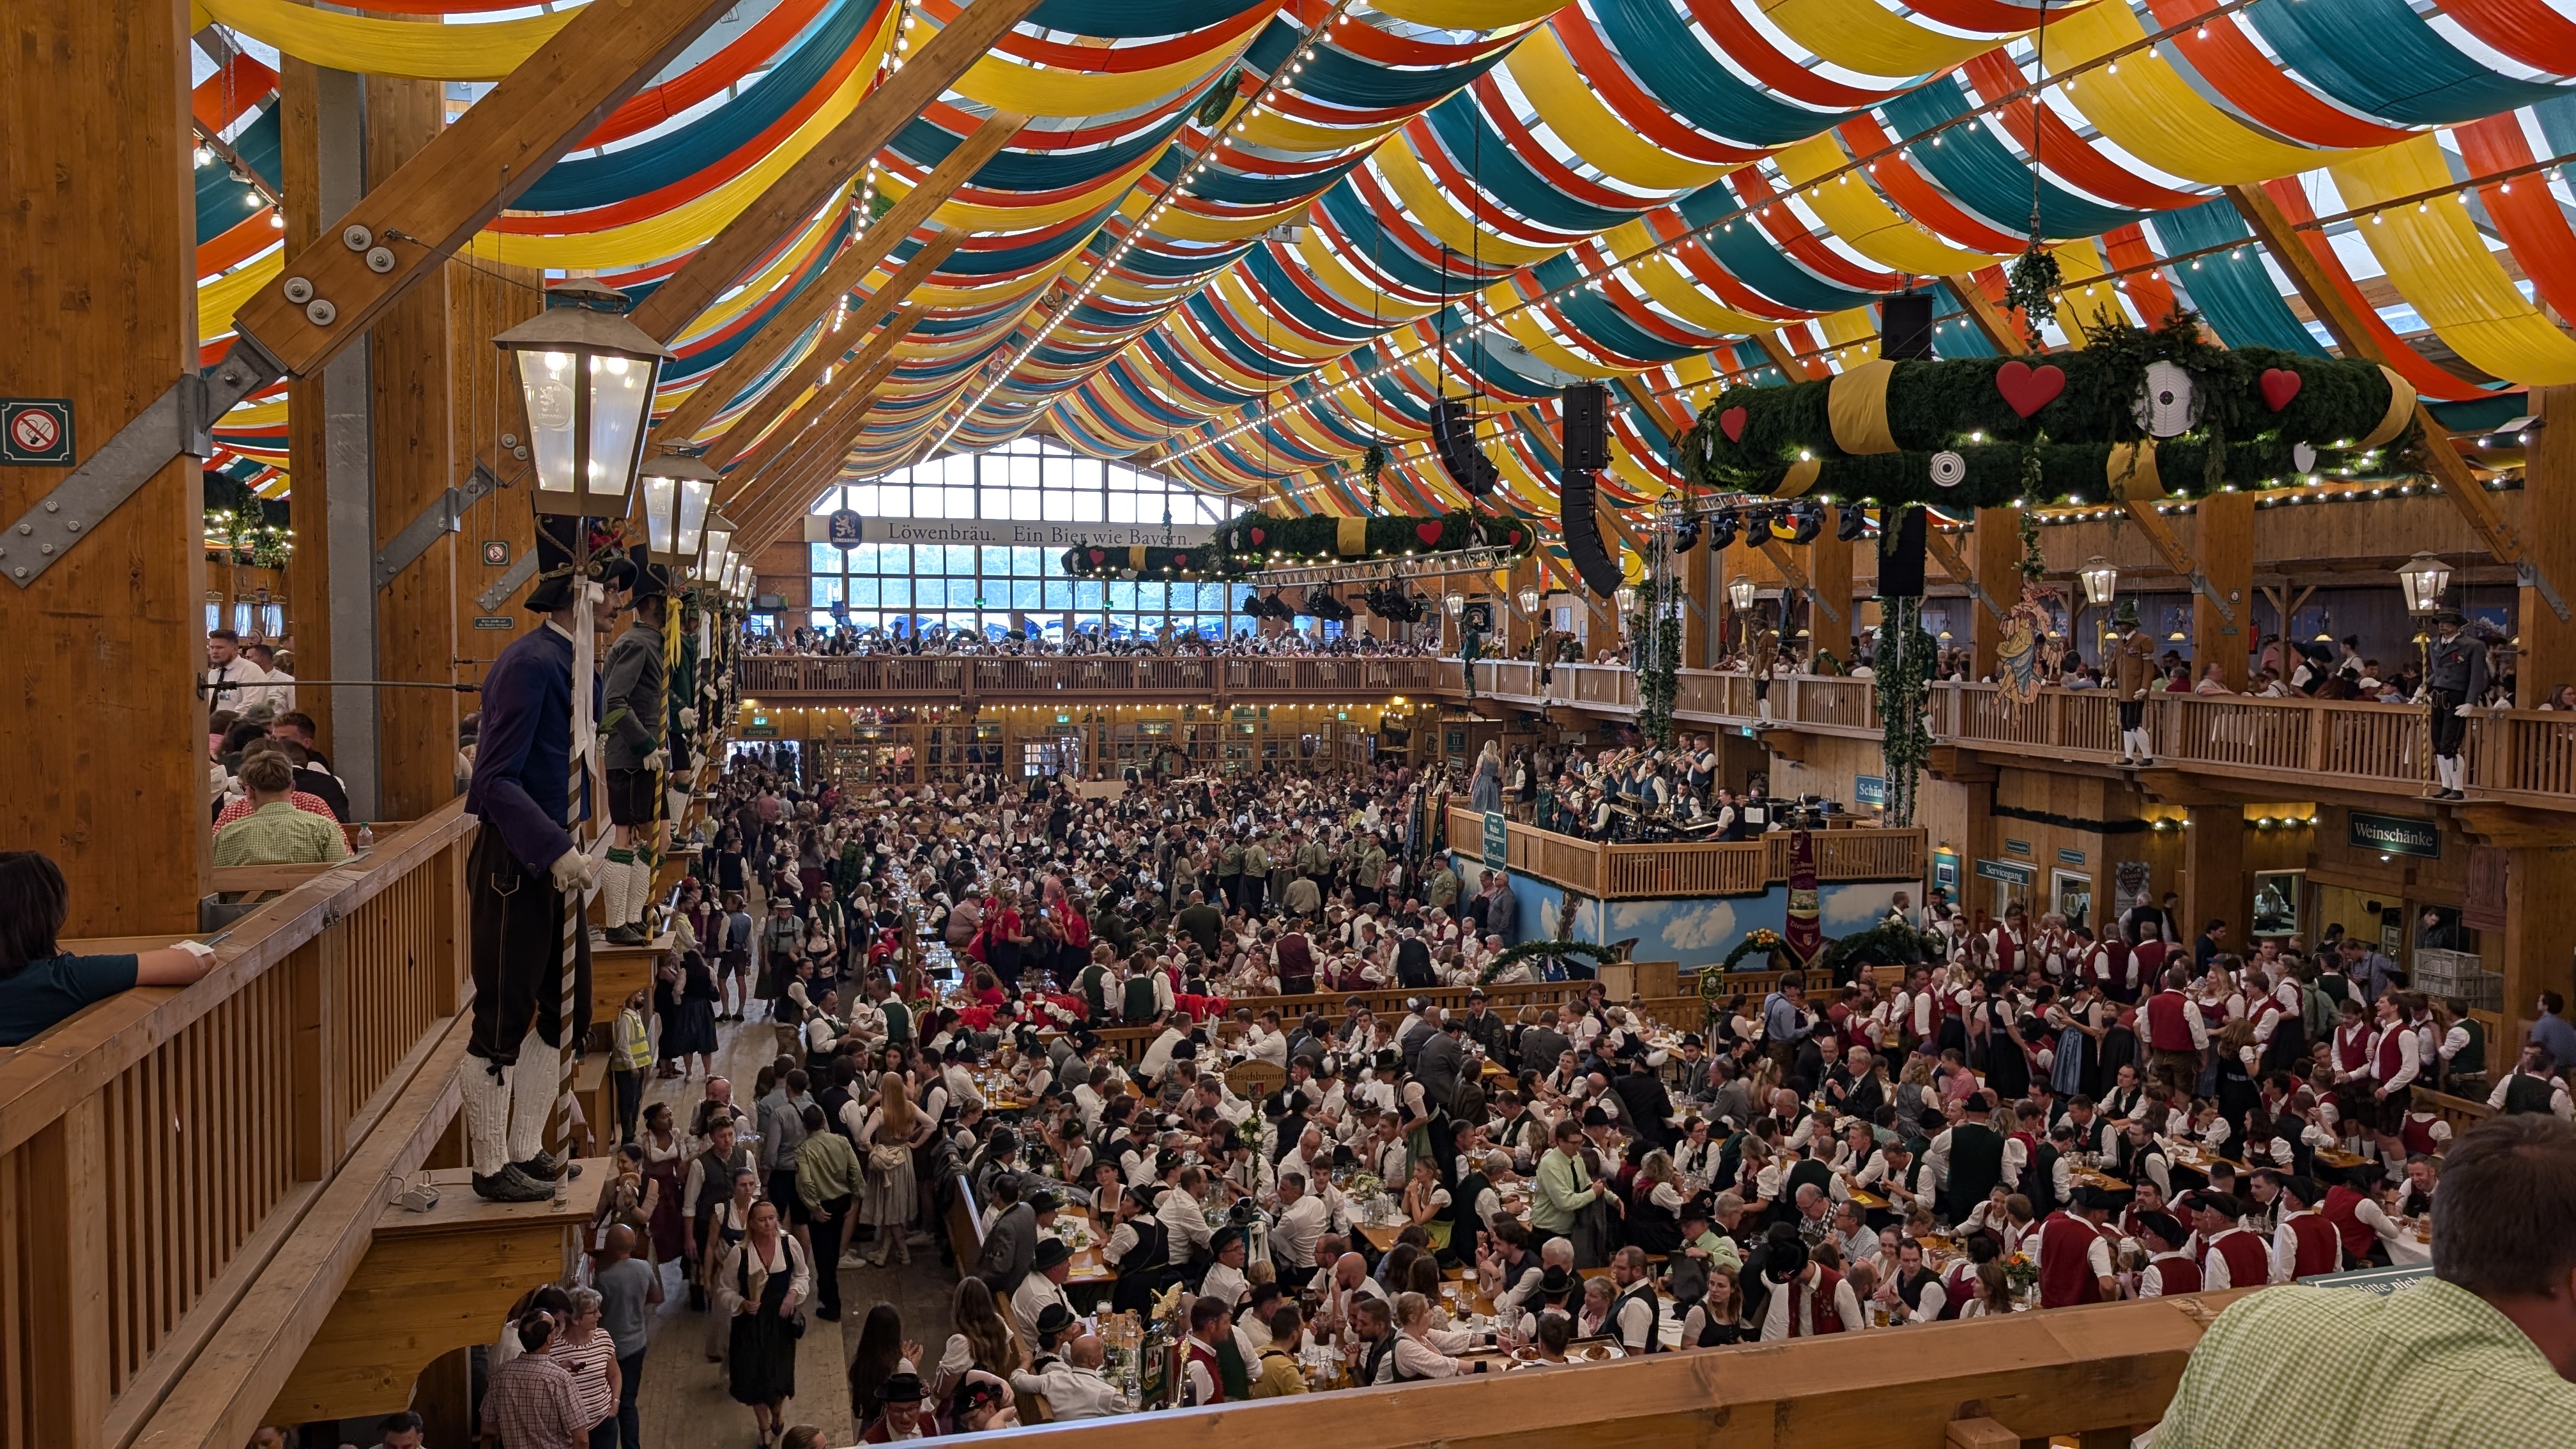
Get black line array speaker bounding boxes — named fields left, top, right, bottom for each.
left=1561, top=381, right=1609, bottom=471
left=1559, top=464, right=1626, bottom=597
left=1880, top=292, right=1935, bottom=362
left=1430, top=399, right=1500, bottom=497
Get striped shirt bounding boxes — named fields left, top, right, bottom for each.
left=2148, top=1279, right=2576, bottom=1448
left=549, top=1327, right=618, bottom=1430
left=212, top=800, right=350, bottom=866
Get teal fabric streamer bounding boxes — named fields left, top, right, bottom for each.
left=2243, top=0, right=2568, bottom=126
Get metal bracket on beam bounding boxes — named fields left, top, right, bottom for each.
left=0, top=335, right=285, bottom=589
left=2518, top=558, right=2572, bottom=623
left=2187, top=571, right=2238, bottom=626
left=374, top=461, right=501, bottom=589
left=477, top=551, right=540, bottom=613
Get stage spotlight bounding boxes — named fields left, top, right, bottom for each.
left=1836, top=504, right=1869, bottom=542
left=1784, top=500, right=1824, bottom=545
left=1673, top=515, right=1702, bottom=553
left=1707, top=507, right=1740, bottom=550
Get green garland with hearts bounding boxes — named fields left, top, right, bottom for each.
left=1057, top=509, right=1533, bottom=579
left=1677, top=313, right=2423, bottom=510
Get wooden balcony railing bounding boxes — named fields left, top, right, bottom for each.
left=737, top=653, right=1443, bottom=702
left=1439, top=661, right=2576, bottom=808
left=1, top=801, right=476, bottom=1449
left=994, top=1289, right=2244, bottom=1449
left=1445, top=806, right=1924, bottom=898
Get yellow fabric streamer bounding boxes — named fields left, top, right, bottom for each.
left=2049, top=239, right=2124, bottom=344
left=1776, top=137, right=2000, bottom=275
left=2040, top=1, right=2343, bottom=187
left=1628, top=251, right=1781, bottom=337
left=1507, top=28, right=1722, bottom=193
left=1774, top=457, right=1822, bottom=498
left=2359, top=366, right=2418, bottom=449
left=2107, top=440, right=2161, bottom=502
left=198, top=250, right=282, bottom=339
left=468, top=36, right=887, bottom=270
left=1495, top=308, right=1623, bottom=378
left=1373, top=144, right=1562, bottom=268
left=2329, top=138, right=2576, bottom=387
left=195, top=0, right=574, bottom=81
left=1817, top=306, right=1881, bottom=363
left=1235, top=107, right=1407, bottom=155
left=1758, top=0, right=2005, bottom=79
left=895, top=151, right=1160, bottom=234
left=1153, top=197, right=1312, bottom=245
left=1294, top=227, right=1439, bottom=323
left=1374, top=0, right=1568, bottom=28
left=1828, top=358, right=1900, bottom=454
left=949, top=33, right=1243, bottom=119
left=1335, top=517, right=1368, bottom=556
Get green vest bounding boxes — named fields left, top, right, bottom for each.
left=882, top=999, right=911, bottom=1046
left=1077, top=964, right=1110, bottom=1018
left=1123, top=976, right=1160, bottom=1024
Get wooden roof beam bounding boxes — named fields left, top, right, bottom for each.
left=700, top=229, right=962, bottom=468
left=225, top=1, right=743, bottom=379
left=629, top=0, right=1046, bottom=346
left=654, top=111, right=1026, bottom=444
left=718, top=305, right=926, bottom=526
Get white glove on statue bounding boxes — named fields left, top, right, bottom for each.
left=643, top=748, right=670, bottom=772
left=678, top=707, right=699, bottom=731
left=550, top=847, right=601, bottom=894
left=2455, top=704, right=2472, bottom=717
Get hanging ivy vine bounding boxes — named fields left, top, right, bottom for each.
left=1632, top=578, right=1682, bottom=747
left=1874, top=589, right=1938, bottom=829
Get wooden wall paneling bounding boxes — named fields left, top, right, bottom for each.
left=369, top=72, right=461, bottom=821
left=0, top=0, right=207, bottom=935
left=2183, top=804, right=2247, bottom=946
left=2497, top=845, right=2576, bottom=1048
left=1809, top=512, right=1853, bottom=663
left=2520, top=386, right=2576, bottom=705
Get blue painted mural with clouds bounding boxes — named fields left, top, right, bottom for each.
left=1448, top=852, right=1910, bottom=967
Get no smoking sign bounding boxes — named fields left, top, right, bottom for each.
left=1, top=399, right=73, bottom=465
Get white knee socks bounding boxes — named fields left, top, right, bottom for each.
left=507, top=1026, right=560, bottom=1165
left=462, top=1056, right=515, bottom=1177
left=602, top=847, right=632, bottom=930
left=629, top=854, right=656, bottom=931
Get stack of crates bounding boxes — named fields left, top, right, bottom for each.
left=2412, top=947, right=2503, bottom=1010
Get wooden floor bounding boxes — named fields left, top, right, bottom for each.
left=630, top=1004, right=963, bottom=1448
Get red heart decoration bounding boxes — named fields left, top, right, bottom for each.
left=2260, top=367, right=2303, bottom=412
left=1995, top=360, right=2066, bottom=418
left=1248, top=526, right=1266, bottom=546
left=1507, top=529, right=1524, bottom=546
left=1086, top=548, right=1106, bottom=565
left=1415, top=522, right=1445, bottom=546
left=1719, top=406, right=1749, bottom=442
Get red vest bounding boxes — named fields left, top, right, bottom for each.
left=2373, top=1025, right=2409, bottom=1083
left=1786, top=1266, right=1847, bottom=1337
left=2090, top=942, right=2129, bottom=990
left=2147, top=1252, right=2202, bottom=1296
left=2037, top=1212, right=2108, bottom=1308
left=2284, top=1211, right=2341, bottom=1278
left=1994, top=929, right=2020, bottom=975
left=2133, top=939, right=2168, bottom=983
left=1186, top=1341, right=1227, bottom=1404
left=2399, top=1112, right=2443, bottom=1157
left=2145, top=990, right=2195, bottom=1050
left=1936, top=1263, right=1976, bottom=1321
left=2206, top=1228, right=2273, bottom=1289
left=2320, top=1187, right=2378, bottom=1266
left=2334, top=1022, right=2372, bottom=1074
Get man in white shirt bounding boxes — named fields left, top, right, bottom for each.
left=1758, top=1243, right=1866, bottom=1338
left=1011, top=1239, right=1077, bottom=1343
left=1198, top=1229, right=1252, bottom=1310
left=1157, top=1166, right=1216, bottom=1266
left=1137, top=1019, right=1188, bottom=1084
left=205, top=629, right=282, bottom=721
left=1269, top=1171, right=1331, bottom=1273
left=1009, top=1330, right=1125, bottom=1422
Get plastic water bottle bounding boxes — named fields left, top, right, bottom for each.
left=356, top=822, right=376, bottom=851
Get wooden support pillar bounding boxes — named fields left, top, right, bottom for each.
left=369, top=72, right=459, bottom=820
left=447, top=258, right=544, bottom=675
left=1971, top=507, right=2025, bottom=680
left=2497, top=845, right=2576, bottom=1050
left=2183, top=805, right=2244, bottom=947
left=1680, top=540, right=1710, bottom=667
left=1809, top=511, right=1854, bottom=665
left=1, top=0, right=208, bottom=933
left=2520, top=386, right=2576, bottom=706
left=2192, top=491, right=2254, bottom=691
left=412, top=1347, right=474, bottom=1449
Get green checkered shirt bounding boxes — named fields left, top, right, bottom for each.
left=212, top=800, right=349, bottom=867
left=2149, top=1279, right=2576, bottom=1449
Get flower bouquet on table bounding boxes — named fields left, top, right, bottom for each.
left=2002, top=1252, right=2039, bottom=1303
left=1721, top=929, right=1787, bottom=974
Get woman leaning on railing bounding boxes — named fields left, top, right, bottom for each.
left=0, top=850, right=218, bottom=1047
